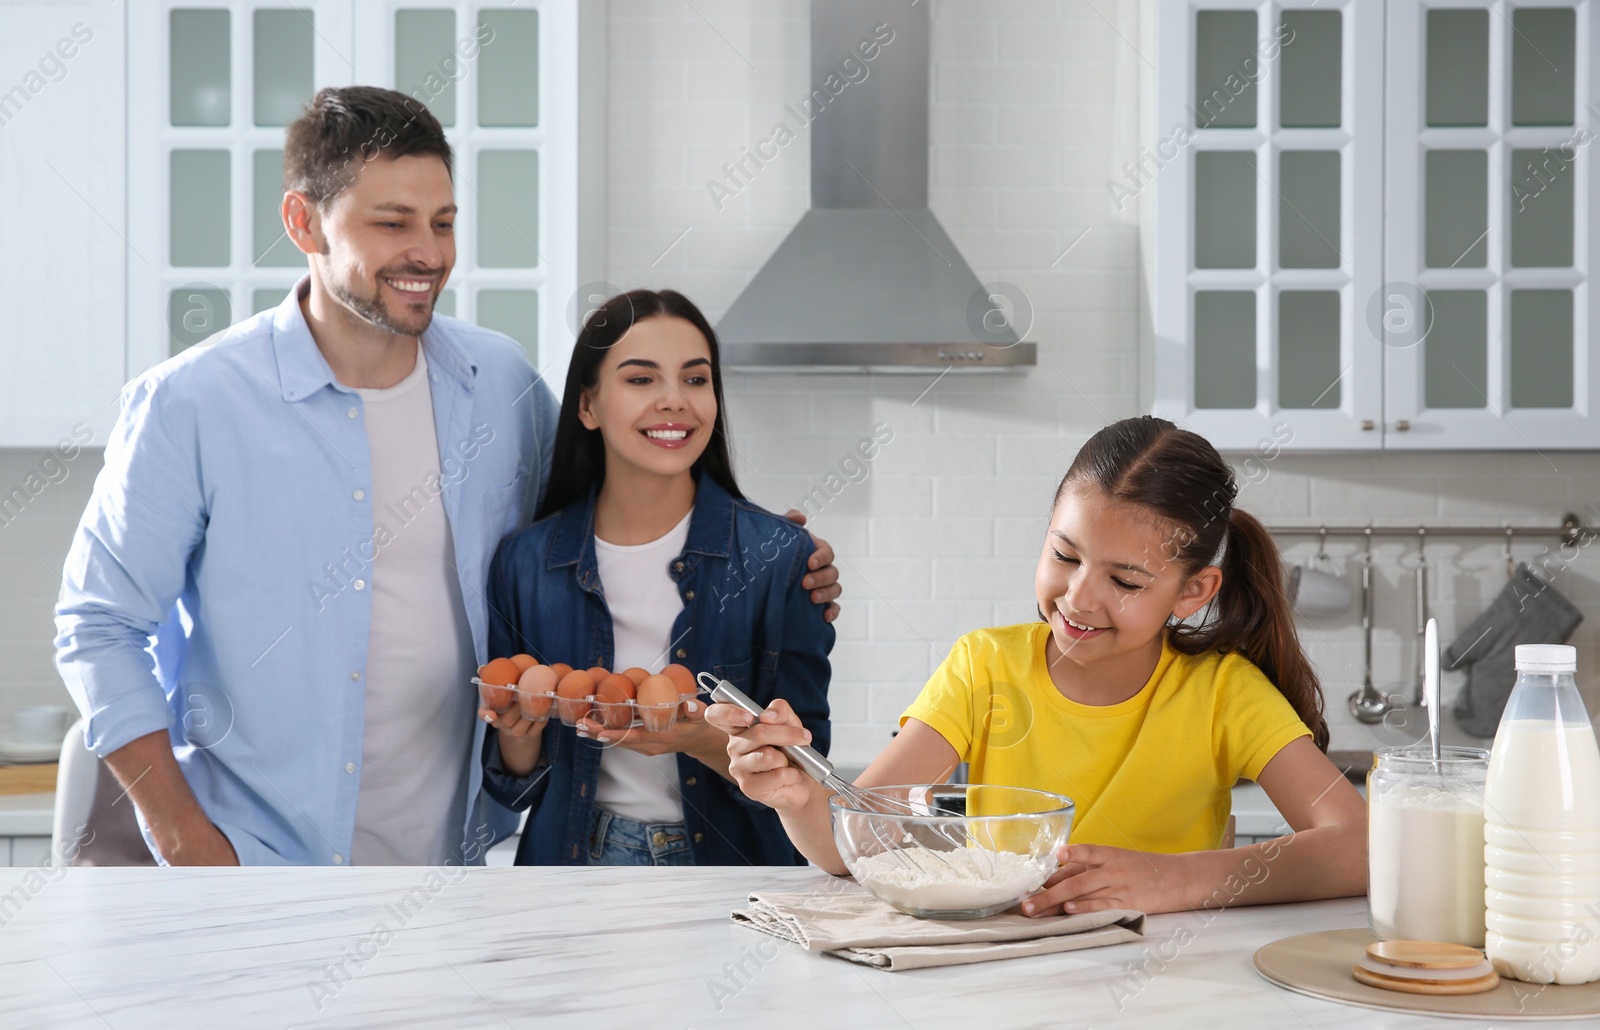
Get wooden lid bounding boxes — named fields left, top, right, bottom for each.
left=1366, top=940, right=1487, bottom=970
left=1353, top=964, right=1500, bottom=996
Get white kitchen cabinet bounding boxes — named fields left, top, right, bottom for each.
left=126, top=1, right=357, bottom=379
left=349, top=1, right=584, bottom=389
left=0, top=5, right=126, bottom=448
left=1147, top=0, right=1600, bottom=451
left=124, top=1, right=592, bottom=395
left=1383, top=2, right=1600, bottom=450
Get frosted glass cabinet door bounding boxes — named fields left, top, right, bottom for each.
left=478, top=9, right=539, bottom=127
left=1151, top=0, right=1382, bottom=451
left=253, top=10, right=314, bottom=126
left=1194, top=11, right=1257, bottom=128
left=477, top=150, right=540, bottom=268
left=1193, top=292, right=1256, bottom=409
left=1426, top=9, right=1488, bottom=127
left=1279, top=11, right=1342, bottom=128
left=170, top=9, right=229, bottom=127
left=1278, top=291, right=1341, bottom=409
left=1384, top=0, right=1598, bottom=448
left=395, top=10, right=457, bottom=126
left=170, top=150, right=230, bottom=267
left=477, top=289, right=539, bottom=365
left=1194, top=152, right=1256, bottom=269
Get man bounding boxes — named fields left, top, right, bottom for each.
left=54, top=86, right=839, bottom=866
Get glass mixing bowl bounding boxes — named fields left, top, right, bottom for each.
left=829, top=784, right=1075, bottom=919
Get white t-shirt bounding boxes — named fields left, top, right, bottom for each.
left=593, top=511, right=693, bottom=825
left=350, top=347, right=476, bottom=865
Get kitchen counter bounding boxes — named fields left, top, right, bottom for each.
left=0, top=866, right=1582, bottom=1028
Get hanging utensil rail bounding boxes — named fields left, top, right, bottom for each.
left=1267, top=513, right=1591, bottom=546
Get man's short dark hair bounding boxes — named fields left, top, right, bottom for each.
left=283, top=85, right=452, bottom=207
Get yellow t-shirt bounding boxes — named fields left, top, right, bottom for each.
left=901, top=623, right=1312, bottom=853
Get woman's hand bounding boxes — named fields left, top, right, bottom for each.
left=480, top=705, right=547, bottom=777
left=705, top=696, right=817, bottom=812
left=479, top=705, right=546, bottom=738
left=578, top=700, right=726, bottom=764
left=1020, top=844, right=1192, bottom=918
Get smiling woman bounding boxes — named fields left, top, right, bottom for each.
left=477, top=289, right=836, bottom=868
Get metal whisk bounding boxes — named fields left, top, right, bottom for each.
left=700, top=674, right=975, bottom=872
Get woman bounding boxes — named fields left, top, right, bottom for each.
left=479, top=289, right=834, bottom=865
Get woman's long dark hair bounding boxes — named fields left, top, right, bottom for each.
left=1054, top=416, right=1329, bottom=752
left=537, top=289, right=745, bottom=520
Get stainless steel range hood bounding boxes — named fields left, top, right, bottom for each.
left=717, top=0, right=1036, bottom=372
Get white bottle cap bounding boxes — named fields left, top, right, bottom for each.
left=1515, top=644, right=1577, bottom=673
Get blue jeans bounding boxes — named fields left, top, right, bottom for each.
left=585, top=808, right=695, bottom=866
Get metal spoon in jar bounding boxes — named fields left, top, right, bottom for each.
left=1424, top=617, right=1441, bottom=766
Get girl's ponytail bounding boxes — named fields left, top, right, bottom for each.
left=1182, top=508, right=1329, bottom=752
left=1057, top=416, right=1329, bottom=753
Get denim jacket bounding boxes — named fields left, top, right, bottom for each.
left=480, top=473, right=834, bottom=865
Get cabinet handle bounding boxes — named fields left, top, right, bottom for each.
left=1396, top=420, right=1410, bottom=432
left=1361, top=420, right=1375, bottom=431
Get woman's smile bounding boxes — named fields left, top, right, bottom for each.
left=640, top=422, right=697, bottom=449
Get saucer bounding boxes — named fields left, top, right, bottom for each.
left=0, top=740, right=62, bottom=763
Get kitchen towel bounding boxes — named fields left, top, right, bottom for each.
left=732, top=888, right=1144, bottom=971
left=1445, top=562, right=1583, bottom=738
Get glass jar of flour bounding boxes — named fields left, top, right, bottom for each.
left=1368, top=745, right=1490, bottom=947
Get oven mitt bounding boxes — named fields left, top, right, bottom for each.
left=1445, top=563, right=1582, bottom=738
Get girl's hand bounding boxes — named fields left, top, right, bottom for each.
left=1020, top=843, right=1191, bottom=918
left=705, top=697, right=816, bottom=812
left=578, top=700, right=726, bottom=762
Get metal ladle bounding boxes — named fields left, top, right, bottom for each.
left=1348, top=528, right=1391, bottom=724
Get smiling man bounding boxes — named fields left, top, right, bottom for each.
left=54, top=86, right=840, bottom=866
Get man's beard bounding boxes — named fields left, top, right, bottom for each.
left=329, top=266, right=436, bottom=337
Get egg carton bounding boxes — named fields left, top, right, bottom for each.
left=472, top=678, right=702, bottom=731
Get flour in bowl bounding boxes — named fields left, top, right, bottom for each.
left=850, top=846, right=1048, bottom=912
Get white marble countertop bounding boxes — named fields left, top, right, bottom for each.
left=0, top=866, right=1583, bottom=1028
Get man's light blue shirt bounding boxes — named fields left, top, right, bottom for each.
left=54, top=277, right=559, bottom=865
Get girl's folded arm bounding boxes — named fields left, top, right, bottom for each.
left=1230, top=735, right=1368, bottom=903
left=1024, top=737, right=1367, bottom=918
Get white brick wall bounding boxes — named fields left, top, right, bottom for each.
left=6, top=0, right=1600, bottom=771
left=603, top=0, right=1600, bottom=767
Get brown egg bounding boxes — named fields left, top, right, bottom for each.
left=556, top=669, right=595, bottom=725
left=586, top=665, right=610, bottom=684
left=637, top=674, right=680, bottom=732
left=516, top=664, right=558, bottom=721
left=478, top=677, right=513, bottom=714
left=509, top=654, right=538, bottom=672
left=662, top=664, right=697, bottom=696
left=548, top=662, right=574, bottom=680
left=621, top=667, right=650, bottom=687
left=594, top=674, right=637, bottom=730
left=481, top=657, right=522, bottom=686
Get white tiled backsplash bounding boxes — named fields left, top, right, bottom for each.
left=3, top=0, right=1598, bottom=769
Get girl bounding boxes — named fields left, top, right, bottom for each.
left=479, top=289, right=834, bottom=866
left=710, top=416, right=1367, bottom=915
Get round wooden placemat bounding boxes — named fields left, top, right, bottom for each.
left=1253, top=928, right=1600, bottom=1020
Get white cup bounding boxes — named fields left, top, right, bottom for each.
left=1289, top=564, right=1353, bottom=616
left=12, top=705, right=68, bottom=745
